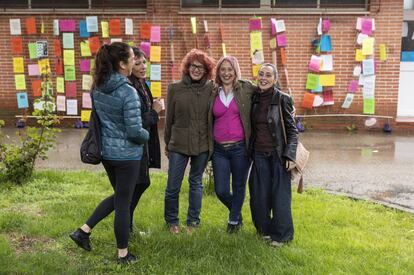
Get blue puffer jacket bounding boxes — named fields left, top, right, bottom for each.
left=92, top=72, right=149, bottom=161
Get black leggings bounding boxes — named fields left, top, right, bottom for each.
left=86, top=159, right=140, bottom=249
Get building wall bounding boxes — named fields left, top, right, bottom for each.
left=0, top=0, right=409, bottom=129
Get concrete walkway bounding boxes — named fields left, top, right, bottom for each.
left=2, top=128, right=414, bottom=212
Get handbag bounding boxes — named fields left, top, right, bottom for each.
left=80, top=93, right=102, bottom=165
left=279, top=94, right=310, bottom=193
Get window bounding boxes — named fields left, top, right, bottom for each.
left=182, top=0, right=260, bottom=8
left=0, top=0, right=27, bottom=8
left=92, top=0, right=146, bottom=9
left=272, top=0, right=368, bottom=9
left=31, top=0, right=89, bottom=9
left=0, top=0, right=146, bottom=9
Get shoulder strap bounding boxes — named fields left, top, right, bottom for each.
left=278, top=93, right=287, bottom=145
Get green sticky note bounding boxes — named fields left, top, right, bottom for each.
left=146, top=62, right=151, bottom=78
left=306, top=73, right=319, bottom=90
left=56, top=77, right=65, bottom=93
left=363, top=98, right=375, bottom=114
left=90, top=59, right=95, bottom=75
left=127, top=41, right=136, bottom=46
left=64, top=65, right=76, bottom=81
left=15, top=74, right=26, bottom=90
left=29, top=43, right=37, bottom=59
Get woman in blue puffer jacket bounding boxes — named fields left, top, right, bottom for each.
left=70, top=42, right=149, bottom=264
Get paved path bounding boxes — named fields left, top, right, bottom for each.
left=2, top=128, right=414, bottom=212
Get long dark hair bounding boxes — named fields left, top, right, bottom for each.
left=93, top=42, right=132, bottom=88
left=132, top=46, right=146, bottom=59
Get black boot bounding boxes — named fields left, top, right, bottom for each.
left=118, top=252, right=138, bottom=264
left=69, top=228, right=92, bottom=251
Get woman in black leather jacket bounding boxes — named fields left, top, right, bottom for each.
left=248, top=63, right=298, bottom=247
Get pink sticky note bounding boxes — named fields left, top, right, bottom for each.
left=59, top=20, right=76, bottom=32
left=28, top=64, right=40, bottom=76
left=249, top=18, right=262, bottom=31
left=150, top=26, right=161, bottom=42
left=82, top=92, right=92, bottom=108
left=309, top=55, right=322, bottom=72
left=65, top=81, right=77, bottom=97
left=140, top=41, right=151, bottom=57
left=270, top=18, right=277, bottom=36
left=348, top=80, right=359, bottom=93
left=361, top=18, right=372, bottom=35
left=80, top=59, right=90, bottom=72
left=276, top=34, right=287, bottom=47
left=322, top=19, right=331, bottom=33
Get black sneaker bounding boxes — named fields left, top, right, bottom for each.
left=69, top=228, right=91, bottom=251
left=227, top=223, right=242, bottom=234
left=118, top=252, right=138, bottom=264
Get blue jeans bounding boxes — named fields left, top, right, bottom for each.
left=164, top=151, right=209, bottom=226
left=212, top=142, right=250, bottom=224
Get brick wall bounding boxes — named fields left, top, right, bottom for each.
left=0, top=0, right=409, bottom=129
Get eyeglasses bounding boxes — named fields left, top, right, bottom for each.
left=189, top=64, right=205, bottom=72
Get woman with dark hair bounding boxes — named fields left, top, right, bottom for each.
left=208, top=55, right=254, bottom=233
left=128, top=47, right=162, bottom=233
left=249, top=63, right=298, bottom=247
left=164, top=49, right=215, bottom=234
left=70, top=42, right=149, bottom=263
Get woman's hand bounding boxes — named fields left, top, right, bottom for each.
left=285, top=160, right=296, bottom=171
left=153, top=100, right=163, bottom=114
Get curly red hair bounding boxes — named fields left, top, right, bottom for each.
left=180, top=49, right=216, bottom=80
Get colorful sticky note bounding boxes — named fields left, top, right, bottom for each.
left=280, top=48, right=287, bottom=65
left=302, top=92, right=315, bottom=109
left=125, top=18, right=133, bottom=35
left=150, top=46, right=161, bottom=62
left=361, top=18, right=373, bottom=35
left=190, top=17, right=197, bottom=34
left=66, top=99, right=78, bottom=115
left=150, top=26, right=161, bottom=42
left=249, top=17, right=262, bottom=31
left=270, top=18, right=277, bottom=35
left=56, top=77, right=65, bottom=93
left=80, top=41, right=92, bottom=57
left=252, top=65, right=260, bottom=77
left=322, top=89, right=334, bottom=106
left=222, top=43, right=227, bottom=57
left=363, top=98, right=375, bottom=114
left=38, top=58, right=51, bottom=74
left=53, top=19, right=59, bottom=36
left=63, top=33, right=74, bottom=49
left=319, top=74, right=336, bottom=86
left=401, top=51, right=414, bottom=62
left=81, top=110, right=92, bottom=122
left=313, top=95, right=324, bottom=107
left=379, top=44, right=387, bottom=61
left=250, top=32, right=263, bottom=55
left=60, top=20, right=76, bottom=32
left=32, top=80, right=42, bottom=97
left=362, top=59, right=375, bottom=75
left=82, top=92, right=92, bottom=108
left=322, top=19, right=331, bottom=32
left=308, top=55, right=322, bottom=72
left=86, top=16, right=98, bottom=32
left=275, top=20, right=286, bottom=33
left=357, top=33, right=368, bottom=45
left=80, top=59, right=91, bottom=72
left=25, top=17, right=37, bottom=35
left=109, top=19, right=121, bottom=36
left=63, top=50, right=75, bottom=66
left=65, top=82, right=77, bottom=97
left=101, top=21, right=109, bottom=38
left=321, top=55, right=333, bottom=71
left=82, top=75, right=93, bottom=90
left=140, top=42, right=151, bottom=58
left=55, top=57, right=64, bottom=75
left=79, top=20, right=90, bottom=38
left=151, top=82, right=162, bottom=97
left=28, top=43, right=37, bottom=59
left=355, top=49, right=365, bottom=62
left=56, top=95, right=66, bottom=111
left=276, top=34, right=287, bottom=48
left=88, top=37, right=100, bottom=54
left=362, top=37, right=375, bottom=56
left=306, top=73, right=319, bottom=90
left=16, top=92, right=29, bottom=109
left=54, top=39, right=62, bottom=57
left=9, top=19, right=22, bottom=35
left=150, top=64, right=161, bottom=81
left=269, top=38, right=277, bottom=50
left=13, top=57, right=24, bottom=73
left=341, top=93, right=354, bottom=109
left=11, top=37, right=23, bottom=54
left=15, top=74, right=26, bottom=90
left=320, top=35, right=332, bottom=52
left=64, top=66, right=76, bottom=81
left=140, top=22, right=152, bottom=39
left=28, top=64, right=40, bottom=76
left=348, top=80, right=359, bottom=93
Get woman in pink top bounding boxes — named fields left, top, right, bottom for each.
left=208, top=56, right=255, bottom=233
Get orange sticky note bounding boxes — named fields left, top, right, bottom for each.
left=88, top=36, right=100, bottom=54
left=302, top=92, right=315, bottom=109
left=54, top=39, right=62, bottom=57
left=109, top=19, right=121, bottom=36
left=140, top=22, right=152, bottom=39
left=11, top=37, right=23, bottom=54
left=280, top=48, right=287, bottom=65
left=319, top=74, right=336, bottom=86
left=32, top=80, right=42, bottom=97
left=25, top=17, right=37, bottom=35
left=55, top=57, right=63, bottom=75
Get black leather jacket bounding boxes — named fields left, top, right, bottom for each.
left=249, top=86, right=298, bottom=162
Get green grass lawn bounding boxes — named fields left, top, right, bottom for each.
left=0, top=170, right=413, bottom=274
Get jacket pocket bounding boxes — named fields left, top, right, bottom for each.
left=169, top=126, right=188, bottom=150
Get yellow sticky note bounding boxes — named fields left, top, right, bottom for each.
left=150, top=46, right=161, bottom=62
left=250, top=32, right=263, bottom=55
left=63, top=50, right=75, bottom=66
left=38, top=58, right=51, bottom=74
left=379, top=44, right=387, bottom=61
left=151, top=81, right=161, bottom=97
left=362, top=37, right=374, bottom=56
left=15, top=74, right=26, bottom=90
left=355, top=49, right=365, bottom=62
left=82, top=74, right=93, bottom=90
left=190, top=17, right=197, bottom=34
left=101, top=21, right=109, bottom=38
left=269, top=38, right=277, bottom=50
left=13, top=57, right=24, bottom=73
left=81, top=110, right=92, bottom=122
left=319, top=74, right=335, bottom=86
left=222, top=43, right=227, bottom=57
left=56, top=77, right=65, bottom=93
left=252, top=65, right=260, bottom=77
left=80, top=41, right=92, bottom=57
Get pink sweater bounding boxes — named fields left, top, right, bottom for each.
left=213, top=96, right=245, bottom=143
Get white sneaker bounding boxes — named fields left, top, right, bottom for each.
left=270, top=240, right=285, bottom=247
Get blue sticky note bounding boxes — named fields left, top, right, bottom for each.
left=17, top=92, right=29, bottom=109
left=311, top=79, right=323, bottom=93
left=320, top=35, right=332, bottom=52
left=401, top=51, right=414, bottom=62
left=79, top=20, right=90, bottom=38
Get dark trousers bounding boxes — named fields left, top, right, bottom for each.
left=249, top=151, right=294, bottom=242
left=212, top=142, right=250, bottom=224
left=86, top=159, right=140, bottom=249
